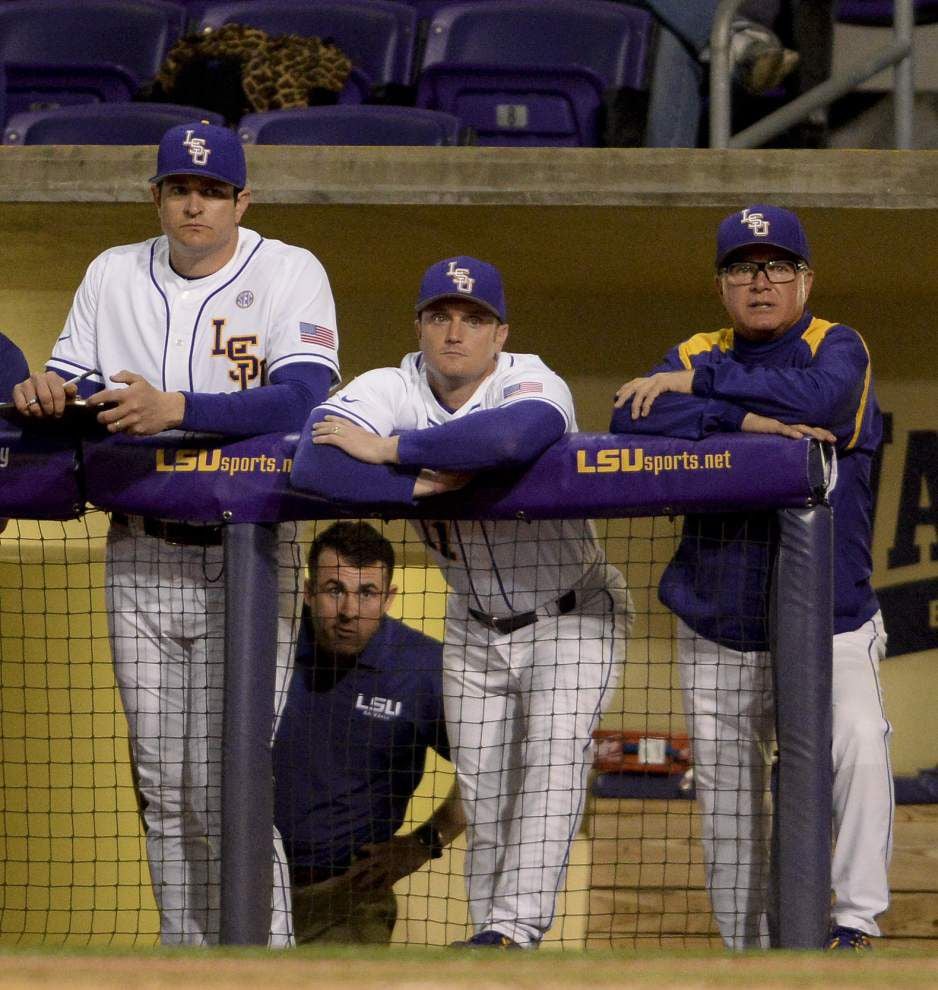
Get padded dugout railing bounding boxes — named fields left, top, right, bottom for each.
left=0, top=409, right=833, bottom=949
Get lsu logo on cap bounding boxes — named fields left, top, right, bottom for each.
left=183, top=129, right=211, bottom=167
left=741, top=208, right=769, bottom=237
left=447, top=260, right=475, bottom=293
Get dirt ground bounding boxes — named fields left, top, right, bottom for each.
left=1, top=947, right=937, bottom=990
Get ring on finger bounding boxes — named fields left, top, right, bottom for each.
left=26, top=397, right=39, bottom=407
left=114, top=419, right=122, bottom=431
left=333, top=424, right=341, bottom=435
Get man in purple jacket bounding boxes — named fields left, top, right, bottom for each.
left=612, top=205, right=892, bottom=952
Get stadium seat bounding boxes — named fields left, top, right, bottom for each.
left=2, top=103, right=226, bottom=145
left=0, top=1, right=187, bottom=121
left=414, top=0, right=655, bottom=146
left=238, top=105, right=462, bottom=145
left=836, top=1, right=938, bottom=25
left=197, top=0, right=418, bottom=98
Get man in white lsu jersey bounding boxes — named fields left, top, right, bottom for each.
left=294, top=256, right=632, bottom=949
left=14, top=121, right=340, bottom=945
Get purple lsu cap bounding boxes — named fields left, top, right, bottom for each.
left=150, top=120, right=246, bottom=188
left=715, top=204, right=811, bottom=268
left=415, top=256, right=507, bottom=322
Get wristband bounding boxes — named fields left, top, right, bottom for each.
left=413, top=821, right=444, bottom=859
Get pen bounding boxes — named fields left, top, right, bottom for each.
left=24, top=369, right=95, bottom=407
left=63, top=369, right=96, bottom=388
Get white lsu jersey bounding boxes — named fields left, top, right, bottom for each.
left=318, top=350, right=605, bottom=615
left=48, top=226, right=339, bottom=394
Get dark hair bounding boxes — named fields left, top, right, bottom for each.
left=308, top=521, right=395, bottom=584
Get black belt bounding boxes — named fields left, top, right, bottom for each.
left=290, top=863, right=349, bottom=887
left=469, top=589, right=577, bottom=636
left=110, top=512, right=223, bottom=547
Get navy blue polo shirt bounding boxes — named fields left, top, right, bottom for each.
left=0, top=333, right=28, bottom=401
left=273, top=612, right=450, bottom=872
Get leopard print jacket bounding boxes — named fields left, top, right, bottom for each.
left=156, top=23, right=353, bottom=113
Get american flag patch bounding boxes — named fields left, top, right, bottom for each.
left=299, top=322, right=336, bottom=348
left=503, top=381, right=543, bottom=399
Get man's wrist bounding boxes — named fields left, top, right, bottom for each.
left=165, top=391, right=186, bottom=430
left=413, top=821, right=444, bottom=859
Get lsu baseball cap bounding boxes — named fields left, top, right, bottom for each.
left=715, top=204, right=811, bottom=268
left=150, top=120, right=246, bottom=188
left=415, top=256, right=507, bottom=322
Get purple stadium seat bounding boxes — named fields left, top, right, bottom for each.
left=0, top=1, right=187, bottom=120
left=2, top=103, right=226, bottom=145
left=198, top=0, right=418, bottom=92
left=238, top=105, right=461, bottom=144
left=836, top=1, right=938, bottom=24
left=405, top=0, right=503, bottom=22
left=415, top=0, right=655, bottom=146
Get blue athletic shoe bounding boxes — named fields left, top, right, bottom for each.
left=827, top=926, right=872, bottom=951
left=450, top=930, right=523, bottom=949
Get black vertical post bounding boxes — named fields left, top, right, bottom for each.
left=221, top=522, right=279, bottom=945
left=770, top=505, right=833, bottom=948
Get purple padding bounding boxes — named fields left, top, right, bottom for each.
left=291, top=431, right=823, bottom=522
left=0, top=422, right=83, bottom=519
left=2, top=428, right=822, bottom=524
left=81, top=432, right=321, bottom=524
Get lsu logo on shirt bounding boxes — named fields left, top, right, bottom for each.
left=355, top=694, right=403, bottom=721
left=212, top=319, right=264, bottom=389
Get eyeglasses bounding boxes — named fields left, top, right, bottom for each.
left=720, top=260, right=808, bottom=286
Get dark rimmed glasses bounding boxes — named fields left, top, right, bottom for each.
left=720, top=260, right=808, bottom=286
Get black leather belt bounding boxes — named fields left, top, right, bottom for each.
left=290, top=863, right=349, bottom=887
left=110, top=512, right=223, bottom=547
left=469, top=589, right=577, bottom=635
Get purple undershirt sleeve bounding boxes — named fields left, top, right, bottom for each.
left=179, top=363, right=332, bottom=435
left=610, top=393, right=746, bottom=439
left=396, top=401, right=566, bottom=470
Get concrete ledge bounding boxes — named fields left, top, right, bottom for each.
left=1, top=145, right=937, bottom=207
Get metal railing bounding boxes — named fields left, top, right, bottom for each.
left=709, top=0, right=915, bottom=148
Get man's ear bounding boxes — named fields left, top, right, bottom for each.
left=494, top=322, right=509, bottom=354
left=150, top=183, right=161, bottom=208
left=800, top=269, right=815, bottom=307
left=414, top=317, right=422, bottom=347
left=383, top=583, right=398, bottom=614
left=234, top=187, right=251, bottom=223
left=303, top=578, right=314, bottom=607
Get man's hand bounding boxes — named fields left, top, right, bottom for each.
left=413, top=468, right=474, bottom=499
left=614, top=370, right=694, bottom=419
left=12, top=372, right=79, bottom=418
left=741, top=412, right=836, bottom=443
left=342, top=835, right=432, bottom=892
left=311, top=414, right=400, bottom=464
left=88, top=371, right=185, bottom=436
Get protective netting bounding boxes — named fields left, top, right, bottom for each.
left=0, top=512, right=782, bottom=949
